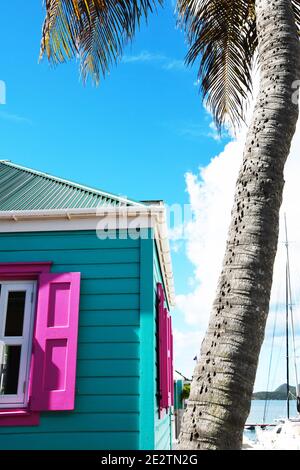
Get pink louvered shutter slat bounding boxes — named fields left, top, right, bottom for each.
left=157, top=282, right=174, bottom=415
left=166, top=313, right=174, bottom=408
left=166, top=311, right=171, bottom=408
left=169, top=316, right=174, bottom=406
left=161, top=307, right=170, bottom=409
left=30, top=272, right=81, bottom=411
left=158, top=284, right=167, bottom=411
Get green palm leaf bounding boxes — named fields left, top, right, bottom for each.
left=293, top=0, right=300, bottom=32
left=41, top=0, right=300, bottom=128
left=40, top=0, right=161, bottom=83
left=177, top=0, right=257, bottom=131
left=178, top=0, right=300, bottom=130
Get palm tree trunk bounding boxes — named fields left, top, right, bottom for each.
left=177, top=0, right=300, bottom=450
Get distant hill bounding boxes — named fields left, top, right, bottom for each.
left=252, top=383, right=297, bottom=400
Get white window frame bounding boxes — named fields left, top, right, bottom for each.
left=0, top=281, right=36, bottom=409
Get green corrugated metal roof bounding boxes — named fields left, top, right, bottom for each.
left=0, top=161, right=145, bottom=211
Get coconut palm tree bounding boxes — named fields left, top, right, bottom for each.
left=40, top=0, right=300, bottom=449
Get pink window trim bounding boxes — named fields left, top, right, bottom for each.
left=0, top=262, right=52, bottom=427
left=0, top=262, right=52, bottom=280
left=0, top=410, right=40, bottom=427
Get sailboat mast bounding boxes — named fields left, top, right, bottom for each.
left=285, top=257, right=290, bottom=418
left=284, top=214, right=290, bottom=419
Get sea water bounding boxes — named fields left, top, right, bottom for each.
left=244, top=400, right=297, bottom=442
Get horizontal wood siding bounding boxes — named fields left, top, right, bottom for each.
left=0, top=230, right=141, bottom=450
left=139, top=236, right=155, bottom=449
left=153, top=243, right=172, bottom=450
left=0, top=432, right=139, bottom=450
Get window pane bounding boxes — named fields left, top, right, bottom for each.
left=0, top=345, right=21, bottom=395
left=4, top=291, right=26, bottom=336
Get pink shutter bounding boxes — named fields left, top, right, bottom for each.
left=30, top=272, right=81, bottom=411
left=160, top=307, right=169, bottom=409
left=157, top=282, right=174, bottom=415
left=158, top=284, right=166, bottom=411
left=165, top=312, right=173, bottom=408
left=169, top=316, right=174, bottom=406
left=166, top=313, right=171, bottom=407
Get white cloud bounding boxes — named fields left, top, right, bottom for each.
left=173, top=329, right=202, bottom=380
left=0, top=111, right=32, bottom=125
left=207, top=121, right=222, bottom=141
left=178, top=121, right=228, bottom=141
left=176, top=134, right=244, bottom=327
left=178, top=123, right=208, bottom=139
left=174, top=76, right=300, bottom=389
left=162, top=59, right=185, bottom=71
left=122, top=50, right=185, bottom=72
left=122, top=51, right=166, bottom=64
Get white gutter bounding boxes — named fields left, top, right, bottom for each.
left=0, top=205, right=165, bottom=219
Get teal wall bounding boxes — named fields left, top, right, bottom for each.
left=0, top=229, right=172, bottom=450
left=0, top=228, right=172, bottom=450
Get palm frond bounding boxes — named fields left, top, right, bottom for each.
left=40, top=0, right=78, bottom=63
left=40, top=0, right=161, bottom=83
left=292, top=0, right=300, bottom=34
left=177, top=0, right=257, bottom=131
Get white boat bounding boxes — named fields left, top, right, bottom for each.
left=255, top=418, right=300, bottom=450
left=244, top=215, right=300, bottom=450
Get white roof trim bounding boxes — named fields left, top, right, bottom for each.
left=0, top=205, right=175, bottom=306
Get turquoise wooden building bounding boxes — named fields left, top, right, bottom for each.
left=0, top=161, right=175, bottom=450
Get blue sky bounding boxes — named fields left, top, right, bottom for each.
left=0, top=1, right=294, bottom=400
left=0, top=1, right=224, bottom=205
left=0, top=1, right=227, bottom=296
